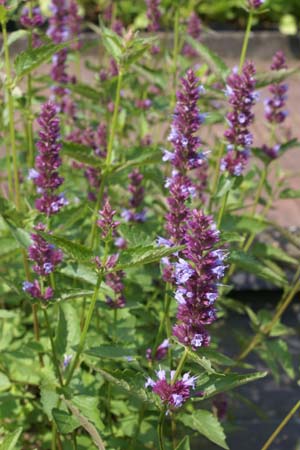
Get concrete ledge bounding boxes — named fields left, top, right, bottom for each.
left=1, top=31, right=300, bottom=60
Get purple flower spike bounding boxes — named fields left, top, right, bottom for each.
left=122, top=169, right=146, bottom=223
left=28, top=223, right=63, bottom=276
left=221, top=61, right=257, bottom=176
left=68, top=0, right=82, bottom=50
left=32, top=101, right=66, bottom=216
left=146, top=0, right=161, bottom=32
left=23, top=279, right=53, bottom=301
left=183, top=12, right=202, bottom=58
left=145, top=368, right=197, bottom=411
left=20, top=6, right=44, bottom=29
left=264, top=51, right=288, bottom=125
left=97, top=199, right=120, bottom=240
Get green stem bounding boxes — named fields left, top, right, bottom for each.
left=157, top=410, right=166, bottom=450
left=239, top=10, right=253, bottom=72
left=217, top=190, right=229, bottom=228
left=261, top=400, right=300, bottom=450
left=171, top=6, right=180, bottom=106
left=152, top=285, right=172, bottom=355
left=90, top=70, right=123, bottom=249
left=1, top=19, right=21, bottom=210
left=65, top=273, right=104, bottom=386
left=172, top=347, right=188, bottom=384
left=27, top=0, right=34, bottom=168
left=43, top=308, right=64, bottom=386
left=208, top=143, right=225, bottom=213
left=251, top=165, right=267, bottom=216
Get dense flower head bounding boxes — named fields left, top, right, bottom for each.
left=146, top=0, right=161, bottom=32
left=264, top=51, right=288, bottom=125
left=105, top=270, right=126, bottom=309
left=261, top=144, right=281, bottom=160
left=97, top=200, right=120, bottom=239
left=31, top=101, right=67, bottom=216
left=20, top=6, right=44, bottom=29
left=122, top=169, right=146, bottom=223
left=112, top=19, right=124, bottom=36
left=28, top=223, right=63, bottom=276
left=183, top=12, right=201, bottom=58
left=248, top=0, right=265, bottom=9
left=23, top=279, right=53, bottom=301
left=68, top=0, right=82, bottom=50
left=145, top=368, right=197, bottom=410
left=221, top=61, right=257, bottom=176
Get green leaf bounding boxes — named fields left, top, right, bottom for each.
left=0, top=428, right=22, bottom=450
left=85, top=345, right=136, bottom=360
left=14, top=42, right=70, bottom=80
left=115, top=244, right=183, bottom=270
left=256, top=67, right=299, bottom=88
left=185, top=36, right=230, bottom=80
left=199, top=371, right=267, bottom=399
left=175, top=436, right=190, bottom=450
left=215, top=175, right=234, bottom=199
left=251, top=242, right=298, bottom=266
left=40, top=369, right=59, bottom=420
left=180, top=410, right=229, bottom=449
left=0, top=373, right=11, bottom=392
left=4, top=219, right=31, bottom=249
left=62, top=141, right=103, bottom=167
left=66, top=82, right=101, bottom=101
left=62, top=398, right=105, bottom=450
left=72, top=396, right=104, bottom=430
left=279, top=188, right=300, bottom=199
left=187, top=349, right=216, bottom=374
left=60, top=263, right=97, bottom=285
left=54, top=303, right=80, bottom=359
left=99, top=25, right=123, bottom=61
left=265, top=339, right=295, bottom=379
left=52, top=408, right=80, bottom=434
left=198, top=349, right=235, bottom=367
left=222, top=214, right=268, bottom=234
left=39, top=231, right=94, bottom=261
left=229, top=250, right=287, bottom=287
left=1, top=30, right=28, bottom=55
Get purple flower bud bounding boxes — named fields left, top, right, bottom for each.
left=248, top=0, right=265, bottom=9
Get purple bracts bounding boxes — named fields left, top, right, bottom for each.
left=146, top=0, right=161, bottom=32
left=183, top=12, right=202, bottom=58
left=221, top=61, right=257, bottom=176
left=28, top=224, right=63, bottom=276
left=122, top=169, right=146, bottom=223
left=31, top=101, right=67, bottom=216
left=68, top=0, right=82, bottom=50
left=248, top=0, right=265, bottom=8
left=145, top=369, right=197, bottom=411
left=97, top=200, right=120, bottom=239
left=20, top=6, right=44, bottom=29
left=264, top=51, right=288, bottom=125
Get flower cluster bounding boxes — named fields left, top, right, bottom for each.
left=221, top=61, right=257, bottom=176
left=122, top=169, right=146, bottom=222
left=146, top=0, right=161, bottom=54
left=20, top=6, right=44, bottom=28
left=48, top=0, right=70, bottom=99
left=146, top=339, right=169, bottom=361
left=97, top=201, right=126, bottom=309
left=68, top=124, right=107, bottom=200
left=68, top=0, right=82, bottom=50
left=248, top=0, right=265, bottom=9
left=23, top=224, right=63, bottom=301
left=183, top=12, right=202, bottom=58
left=30, top=101, right=67, bottom=216
left=145, top=368, right=197, bottom=411
left=265, top=51, right=288, bottom=124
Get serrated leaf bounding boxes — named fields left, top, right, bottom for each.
left=199, top=371, right=267, bottom=399
left=230, top=250, right=287, bottom=287
left=60, top=263, right=97, bottom=285
left=251, top=241, right=298, bottom=265
left=113, top=147, right=162, bottom=173
left=39, top=231, right=94, bottom=261
left=99, top=25, right=123, bottom=61
left=0, top=427, right=22, bottom=450
left=14, top=41, right=70, bottom=79
left=187, top=349, right=216, bottom=374
left=54, top=303, right=80, bottom=360
left=265, top=339, right=295, bottom=379
left=279, top=188, right=300, bottom=199
left=185, top=36, right=230, bottom=80
left=115, top=244, right=183, bottom=270
left=72, top=396, right=104, bottom=430
left=222, top=214, right=268, bottom=234
left=62, top=141, right=103, bottom=166
left=180, top=410, right=228, bottom=449
left=175, top=436, right=190, bottom=450
left=4, top=219, right=31, bottom=248
left=198, top=349, right=235, bottom=367
left=256, top=67, right=299, bottom=88
left=85, top=345, right=136, bottom=359
left=52, top=408, right=80, bottom=434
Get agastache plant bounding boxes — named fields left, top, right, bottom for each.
left=221, top=61, right=257, bottom=176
